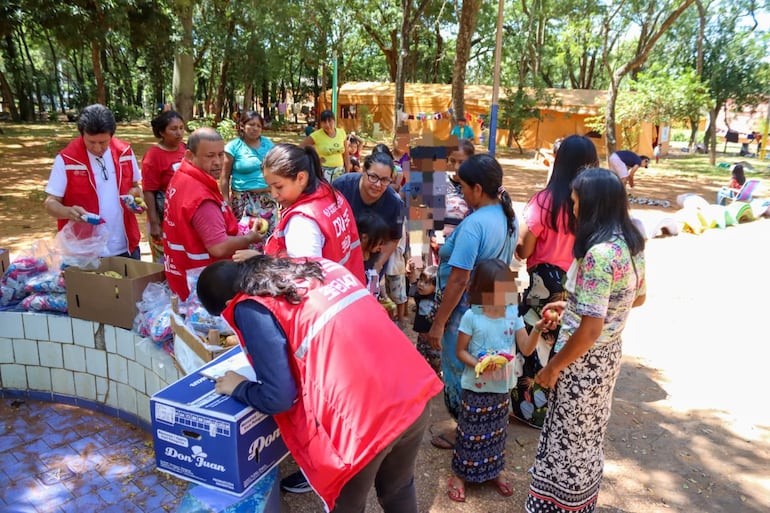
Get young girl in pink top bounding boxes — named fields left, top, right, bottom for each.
left=512, top=134, right=598, bottom=428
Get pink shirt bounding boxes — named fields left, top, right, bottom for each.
left=522, top=191, right=575, bottom=272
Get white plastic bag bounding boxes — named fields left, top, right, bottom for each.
left=54, top=222, right=109, bottom=270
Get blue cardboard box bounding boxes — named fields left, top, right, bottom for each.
left=151, top=346, right=289, bottom=496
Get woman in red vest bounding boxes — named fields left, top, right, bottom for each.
left=235, top=143, right=365, bottom=285
left=197, top=256, right=442, bottom=512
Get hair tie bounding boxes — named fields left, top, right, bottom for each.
left=498, top=186, right=506, bottom=195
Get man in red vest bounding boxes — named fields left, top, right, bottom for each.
left=44, top=104, right=143, bottom=258
left=163, top=127, right=263, bottom=300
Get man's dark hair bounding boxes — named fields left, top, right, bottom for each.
left=77, top=104, right=116, bottom=136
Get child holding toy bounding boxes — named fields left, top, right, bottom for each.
left=446, top=258, right=546, bottom=503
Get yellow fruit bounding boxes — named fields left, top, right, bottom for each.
left=256, top=218, right=269, bottom=235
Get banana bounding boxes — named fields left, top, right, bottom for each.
left=474, top=352, right=514, bottom=377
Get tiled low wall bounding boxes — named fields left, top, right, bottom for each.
left=0, top=310, right=182, bottom=431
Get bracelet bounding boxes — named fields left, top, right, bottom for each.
left=532, top=326, right=542, bottom=334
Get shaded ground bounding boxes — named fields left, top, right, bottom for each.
left=1, top=122, right=769, bottom=512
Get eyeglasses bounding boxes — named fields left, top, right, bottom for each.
left=95, top=156, right=108, bottom=181
left=364, top=171, right=393, bottom=186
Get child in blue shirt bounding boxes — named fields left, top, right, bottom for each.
left=447, top=258, right=544, bottom=503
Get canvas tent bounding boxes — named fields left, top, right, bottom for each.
left=326, top=81, right=658, bottom=156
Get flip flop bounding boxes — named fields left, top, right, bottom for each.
left=430, top=433, right=454, bottom=450
left=447, top=476, right=466, bottom=503
left=490, top=476, right=514, bottom=497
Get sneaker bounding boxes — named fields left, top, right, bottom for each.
left=280, top=471, right=313, bottom=493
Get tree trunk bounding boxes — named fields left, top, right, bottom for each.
left=604, top=77, right=620, bottom=154
left=172, top=1, right=194, bottom=123
left=91, top=42, right=106, bottom=105
left=707, top=105, right=719, bottom=165
left=451, top=0, right=482, bottom=124
left=45, top=32, right=66, bottom=113
left=0, top=68, right=19, bottom=121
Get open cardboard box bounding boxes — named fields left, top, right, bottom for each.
left=64, top=257, right=165, bottom=329
left=170, top=312, right=228, bottom=365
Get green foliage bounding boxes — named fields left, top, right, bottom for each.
left=111, top=104, right=144, bottom=122
left=187, top=116, right=237, bottom=142
left=358, top=105, right=374, bottom=137
left=498, top=88, right=542, bottom=152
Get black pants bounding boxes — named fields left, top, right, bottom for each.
left=331, top=404, right=430, bottom=513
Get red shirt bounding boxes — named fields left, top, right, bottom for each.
left=140, top=143, right=186, bottom=192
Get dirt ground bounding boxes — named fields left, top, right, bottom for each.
left=1, top=122, right=769, bottom=512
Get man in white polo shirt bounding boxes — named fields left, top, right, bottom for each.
left=44, top=104, right=143, bottom=259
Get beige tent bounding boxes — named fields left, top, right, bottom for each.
left=327, top=82, right=657, bottom=156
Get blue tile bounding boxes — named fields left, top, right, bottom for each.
left=27, top=391, right=54, bottom=402
left=61, top=469, right=109, bottom=496
left=37, top=445, right=76, bottom=469
left=68, top=436, right=108, bottom=455
left=2, top=389, right=30, bottom=399
left=96, top=480, right=143, bottom=505
left=52, top=393, right=78, bottom=407
left=131, top=488, right=182, bottom=512
left=0, top=502, right=38, bottom=513
left=0, top=475, right=40, bottom=505
left=57, top=493, right=109, bottom=511
left=0, top=433, right=24, bottom=452
left=99, top=502, right=142, bottom=513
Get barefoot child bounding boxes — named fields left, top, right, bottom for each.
left=446, top=258, right=546, bottom=503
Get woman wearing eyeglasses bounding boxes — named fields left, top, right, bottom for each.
left=332, top=151, right=404, bottom=275
left=234, top=143, right=365, bottom=284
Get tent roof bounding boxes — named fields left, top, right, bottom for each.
left=334, top=82, right=606, bottom=115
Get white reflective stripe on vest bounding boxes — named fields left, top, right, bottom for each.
left=295, top=287, right=370, bottom=360
left=337, top=238, right=361, bottom=266
left=166, top=241, right=210, bottom=261
left=64, top=164, right=88, bottom=171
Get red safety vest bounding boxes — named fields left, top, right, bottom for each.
left=265, top=184, right=365, bottom=285
left=57, top=137, right=141, bottom=254
left=222, top=258, right=442, bottom=510
left=163, top=159, right=239, bottom=300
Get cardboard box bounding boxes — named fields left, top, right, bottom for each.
left=64, top=257, right=165, bottom=329
left=151, top=346, right=289, bottom=496
left=0, top=248, right=10, bottom=275
left=170, top=313, right=228, bottom=364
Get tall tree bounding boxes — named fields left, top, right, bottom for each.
left=451, top=0, right=482, bottom=124
left=172, top=0, right=194, bottom=122
left=601, top=0, right=696, bottom=154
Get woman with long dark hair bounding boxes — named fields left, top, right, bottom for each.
left=512, top=134, right=599, bottom=428
left=426, top=154, right=518, bottom=449
left=526, top=168, right=646, bottom=513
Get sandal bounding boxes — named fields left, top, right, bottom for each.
left=490, top=475, right=514, bottom=497
left=447, top=476, right=466, bottom=503
left=430, top=433, right=455, bottom=450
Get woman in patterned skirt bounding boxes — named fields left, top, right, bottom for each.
left=526, top=168, right=646, bottom=513
left=220, top=111, right=278, bottom=241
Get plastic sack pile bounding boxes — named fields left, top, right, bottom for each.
left=0, top=224, right=108, bottom=313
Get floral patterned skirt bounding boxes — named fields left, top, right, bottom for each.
left=451, top=390, right=509, bottom=483
left=526, top=338, right=623, bottom=513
